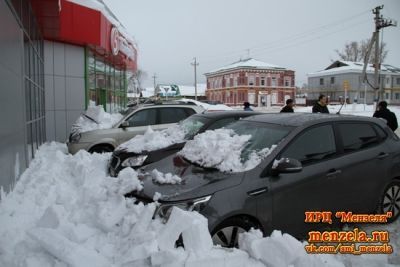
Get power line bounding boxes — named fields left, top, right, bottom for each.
left=198, top=9, right=371, bottom=63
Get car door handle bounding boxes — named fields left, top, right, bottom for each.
left=377, top=152, right=389, bottom=159
left=247, top=187, right=268, bottom=196
left=326, top=169, right=341, bottom=177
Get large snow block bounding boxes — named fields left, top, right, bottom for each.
left=28, top=227, right=110, bottom=267
left=181, top=212, right=213, bottom=254
left=150, top=248, right=186, bottom=267
left=157, top=207, right=194, bottom=251
left=132, top=203, right=156, bottom=234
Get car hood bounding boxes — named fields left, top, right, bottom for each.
left=129, top=154, right=244, bottom=202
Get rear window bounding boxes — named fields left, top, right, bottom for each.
left=338, top=123, right=380, bottom=152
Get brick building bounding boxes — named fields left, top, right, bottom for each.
left=205, top=58, right=295, bottom=106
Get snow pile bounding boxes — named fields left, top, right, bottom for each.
left=72, top=105, right=123, bottom=134
left=177, top=98, right=233, bottom=111
left=117, top=125, right=186, bottom=153
left=179, top=128, right=275, bottom=172
left=0, top=143, right=257, bottom=266
left=151, top=169, right=182, bottom=184
left=0, top=142, right=399, bottom=266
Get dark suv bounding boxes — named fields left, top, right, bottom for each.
left=109, top=111, right=261, bottom=177
left=127, top=113, right=400, bottom=247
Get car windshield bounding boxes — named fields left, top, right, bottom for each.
left=179, top=115, right=210, bottom=140
left=225, top=120, right=293, bottom=162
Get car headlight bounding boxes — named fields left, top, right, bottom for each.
left=121, top=155, right=148, bottom=167
left=69, top=132, right=81, bottom=143
left=155, top=195, right=212, bottom=222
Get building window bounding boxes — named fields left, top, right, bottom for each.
left=395, top=93, right=400, bottom=100
left=234, top=77, right=237, bottom=87
left=271, top=77, right=277, bottom=87
left=330, top=77, right=335, bottom=84
left=261, top=77, right=265, bottom=86
left=248, top=75, right=255, bottom=86
left=360, top=92, right=365, bottom=98
left=320, top=78, right=324, bottom=85
left=20, top=2, right=45, bottom=162
left=385, top=93, right=390, bottom=100
left=397, top=78, right=400, bottom=85
left=87, top=49, right=127, bottom=113
left=285, top=79, right=290, bottom=87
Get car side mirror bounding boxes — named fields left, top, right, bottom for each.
left=271, top=158, right=302, bottom=175
left=120, top=121, right=129, bottom=128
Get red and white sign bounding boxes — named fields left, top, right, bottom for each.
left=110, top=27, right=136, bottom=60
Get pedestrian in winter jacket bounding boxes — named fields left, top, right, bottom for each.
left=312, top=95, right=329, bottom=114
left=243, top=102, right=253, bottom=111
left=373, top=101, right=398, bottom=131
left=280, top=99, right=294, bottom=113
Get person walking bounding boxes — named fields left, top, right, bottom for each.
left=373, top=101, right=398, bottom=131
left=280, top=99, right=294, bottom=113
left=243, top=102, right=253, bottom=111
left=312, top=94, right=329, bottom=114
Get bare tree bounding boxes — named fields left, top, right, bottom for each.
left=335, top=39, right=388, bottom=63
left=359, top=38, right=388, bottom=64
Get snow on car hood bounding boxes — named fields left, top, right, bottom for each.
left=71, top=105, right=123, bottom=134
left=178, top=128, right=276, bottom=173
left=116, top=125, right=186, bottom=153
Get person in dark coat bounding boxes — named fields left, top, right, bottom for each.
left=243, top=102, right=253, bottom=111
left=312, top=94, right=329, bottom=114
left=280, top=99, right=294, bottom=113
left=373, top=101, right=398, bottom=131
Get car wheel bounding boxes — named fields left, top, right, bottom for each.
left=89, top=145, right=114, bottom=154
left=379, top=180, right=400, bottom=223
left=211, top=217, right=260, bottom=248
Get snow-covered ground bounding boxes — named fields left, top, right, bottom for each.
left=1, top=103, right=400, bottom=266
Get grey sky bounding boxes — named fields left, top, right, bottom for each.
left=103, top=0, right=400, bottom=88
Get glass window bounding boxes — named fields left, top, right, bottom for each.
left=207, top=117, right=237, bottom=131
left=180, top=116, right=209, bottom=139
left=330, top=77, right=335, bottom=84
left=159, top=108, right=189, bottom=124
left=338, top=123, right=380, bottom=152
left=126, top=109, right=157, bottom=127
left=282, top=124, right=336, bottom=165
left=373, top=124, right=387, bottom=140
left=320, top=78, right=324, bottom=85
left=227, top=121, right=293, bottom=162
left=271, top=77, right=277, bottom=87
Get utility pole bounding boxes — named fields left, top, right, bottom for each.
left=191, top=57, right=199, bottom=101
left=372, top=5, right=396, bottom=101
left=152, top=73, right=157, bottom=96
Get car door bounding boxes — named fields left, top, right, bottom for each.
left=331, top=122, right=391, bottom=213
left=117, top=108, right=158, bottom=144
left=265, top=123, right=343, bottom=237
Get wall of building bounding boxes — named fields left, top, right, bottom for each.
left=0, top=0, right=27, bottom=193
left=308, top=73, right=378, bottom=104
left=44, top=41, right=85, bottom=142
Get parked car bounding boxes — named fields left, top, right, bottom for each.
left=109, top=111, right=262, bottom=177
left=126, top=113, right=400, bottom=247
left=67, top=104, right=204, bottom=154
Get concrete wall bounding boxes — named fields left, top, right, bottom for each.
left=44, top=41, right=85, bottom=142
left=0, top=1, right=27, bottom=193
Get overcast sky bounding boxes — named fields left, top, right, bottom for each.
left=103, top=0, right=400, bottom=88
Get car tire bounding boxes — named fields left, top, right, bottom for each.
left=379, top=180, right=400, bottom=223
left=211, top=216, right=260, bottom=248
left=89, top=145, right=114, bottom=154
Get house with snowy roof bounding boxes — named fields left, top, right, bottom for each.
left=204, top=58, right=295, bottom=106
left=307, top=60, right=400, bottom=104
